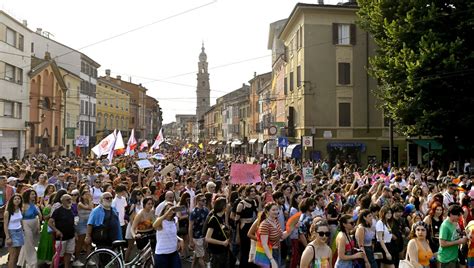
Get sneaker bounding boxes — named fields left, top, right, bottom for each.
left=87, top=260, right=96, bottom=265
left=72, top=260, right=84, bottom=266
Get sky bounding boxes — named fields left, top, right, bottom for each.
left=1, top=0, right=340, bottom=124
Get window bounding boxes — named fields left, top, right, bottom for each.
left=80, top=121, right=84, bottom=136
left=289, top=71, right=294, bottom=91
left=31, top=42, right=34, bottom=53
left=297, top=66, right=301, bottom=87
left=97, top=114, right=101, bottom=128
left=30, top=125, right=35, bottom=147
left=54, top=126, right=58, bottom=146
left=6, top=28, right=16, bottom=47
left=92, top=103, right=96, bottom=116
left=284, top=77, right=288, bottom=95
left=81, top=62, right=85, bottom=73
left=67, top=113, right=70, bottom=128
left=339, top=103, right=351, bottom=127
left=85, top=101, right=89, bottom=115
left=80, top=100, right=84, bottom=115
left=338, top=62, right=351, bottom=85
left=5, top=63, right=15, bottom=82
left=3, top=101, right=13, bottom=117
left=18, top=34, right=24, bottom=51
left=333, top=23, right=356, bottom=45
left=85, top=121, right=89, bottom=137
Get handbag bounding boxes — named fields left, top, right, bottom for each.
left=255, top=229, right=272, bottom=268
left=399, top=249, right=415, bottom=268
left=53, top=240, right=62, bottom=268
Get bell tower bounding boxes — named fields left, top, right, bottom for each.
left=196, top=42, right=210, bottom=121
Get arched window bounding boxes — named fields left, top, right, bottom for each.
left=104, top=114, right=108, bottom=129
left=97, top=113, right=102, bottom=129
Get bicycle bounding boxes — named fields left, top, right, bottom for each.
left=85, top=233, right=155, bottom=268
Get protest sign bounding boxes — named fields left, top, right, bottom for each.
left=230, top=164, right=261, bottom=184
left=303, top=167, right=314, bottom=183
left=138, top=152, right=147, bottom=159
left=160, top=164, right=176, bottom=176
left=135, top=159, right=153, bottom=169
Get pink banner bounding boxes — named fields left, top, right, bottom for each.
left=230, top=164, right=262, bottom=184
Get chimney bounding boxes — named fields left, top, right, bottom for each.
left=44, top=52, right=51, bottom=60
left=254, top=72, right=256, bottom=78
left=36, top=28, right=42, bottom=34
left=22, top=20, right=28, bottom=27
left=318, top=0, right=324, bottom=4
left=116, top=75, right=121, bottom=85
left=116, top=75, right=121, bottom=80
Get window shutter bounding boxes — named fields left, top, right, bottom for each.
left=332, top=23, right=338, bottom=44
left=350, top=24, right=356, bottom=45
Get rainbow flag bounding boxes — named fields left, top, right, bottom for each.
left=255, top=231, right=272, bottom=268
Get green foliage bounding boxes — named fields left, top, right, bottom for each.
left=357, top=0, right=474, bottom=154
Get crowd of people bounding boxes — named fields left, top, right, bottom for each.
left=0, top=145, right=473, bottom=268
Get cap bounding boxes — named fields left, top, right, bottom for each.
left=7, top=177, right=17, bottom=183
left=58, top=173, right=65, bottom=177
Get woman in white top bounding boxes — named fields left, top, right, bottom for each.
left=3, top=193, right=24, bottom=268
left=376, top=206, right=395, bottom=268
left=91, top=179, right=103, bottom=206
left=153, top=202, right=184, bottom=268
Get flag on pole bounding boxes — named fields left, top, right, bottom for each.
left=125, top=129, right=137, bottom=156
left=91, top=131, right=116, bottom=157
left=107, top=130, right=118, bottom=164
left=139, top=140, right=149, bottom=151
left=198, top=143, right=203, bottom=149
left=150, top=128, right=164, bottom=151
left=114, top=131, right=125, bottom=155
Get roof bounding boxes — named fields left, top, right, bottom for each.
left=99, top=76, right=148, bottom=94
left=29, top=56, right=67, bottom=91
left=97, top=77, right=131, bottom=95
left=267, top=19, right=287, bottom=49
left=279, top=3, right=358, bottom=40
left=0, top=11, right=33, bottom=32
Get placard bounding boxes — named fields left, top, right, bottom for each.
left=230, top=164, right=261, bottom=184
left=303, top=167, right=314, bottom=183
left=135, top=159, right=153, bottom=169
left=160, top=164, right=176, bottom=176
left=138, top=152, right=148, bottom=159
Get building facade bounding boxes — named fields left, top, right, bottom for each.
left=280, top=3, right=406, bottom=165
left=0, top=11, right=31, bottom=159
left=175, top=114, right=196, bottom=141
left=32, top=28, right=100, bottom=152
left=60, top=67, right=81, bottom=156
left=27, top=55, right=67, bottom=156
left=96, top=74, right=131, bottom=140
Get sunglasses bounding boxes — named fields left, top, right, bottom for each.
left=103, top=197, right=112, bottom=200
left=64, top=198, right=72, bottom=202
left=95, top=181, right=101, bottom=183
left=317, top=231, right=331, bottom=237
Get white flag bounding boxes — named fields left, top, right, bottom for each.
left=150, top=128, right=164, bottom=151
left=114, top=131, right=125, bottom=151
left=92, top=130, right=116, bottom=157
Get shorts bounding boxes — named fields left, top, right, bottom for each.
left=125, top=222, right=133, bottom=240
left=55, top=238, right=75, bottom=257
left=76, top=220, right=88, bottom=235
left=8, top=228, right=24, bottom=247
left=193, top=238, right=205, bottom=258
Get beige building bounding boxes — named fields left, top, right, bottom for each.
left=280, top=3, right=406, bottom=165
left=60, top=67, right=81, bottom=155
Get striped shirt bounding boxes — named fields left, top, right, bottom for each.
left=259, top=219, right=283, bottom=248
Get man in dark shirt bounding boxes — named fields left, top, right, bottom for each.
left=49, top=194, right=76, bottom=268
left=189, top=193, right=209, bottom=268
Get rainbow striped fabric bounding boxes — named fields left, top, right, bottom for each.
left=255, top=231, right=272, bottom=268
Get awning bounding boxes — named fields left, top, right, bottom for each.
left=208, top=140, right=214, bottom=145
left=263, top=141, right=276, bottom=155
left=411, top=139, right=442, bottom=150
left=226, top=141, right=232, bottom=145
left=259, top=139, right=266, bottom=143
left=248, top=138, right=258, bottom=144
left=285, top=144, right=302, bottom=158
left=231, top=140, right=242, bottom=147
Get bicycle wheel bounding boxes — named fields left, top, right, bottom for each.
left=85, top=248, right=124, bottom=268
left=143, top=256, right=154, bottom=268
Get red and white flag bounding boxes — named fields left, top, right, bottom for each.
left=150, top=128, right=164, bottom=151
left=139, top=140, right=149, bottom=151
left=92, top=130, right=116, bottom=157
left=114, top=131, right=125, bottom=156
left=125, top=129, right=137, bottom=156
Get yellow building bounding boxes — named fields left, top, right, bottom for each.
left=96, top=77, right=131, bottom=140
left=60, top=68, right=81, bottom=155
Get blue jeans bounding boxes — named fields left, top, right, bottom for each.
left=272, top=248, right=282, bottom=267
left=364, top=246, right=378, bottom=268
left=154, top=251, right=181, bottom=268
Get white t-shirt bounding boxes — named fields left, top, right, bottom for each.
left=33, top=183, right=46, bottom=197
left=375, top=220, right=393, bottom=243
left=92, top=187, right=103, bottom=205
left=112, top=195, right=128, bottom=226
left=185, top=187, right=195, bottom=210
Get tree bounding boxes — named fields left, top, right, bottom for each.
left=357, top=0, right=474, bottom=162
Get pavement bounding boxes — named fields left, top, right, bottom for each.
left=0, top=246, right=193, bottom=268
